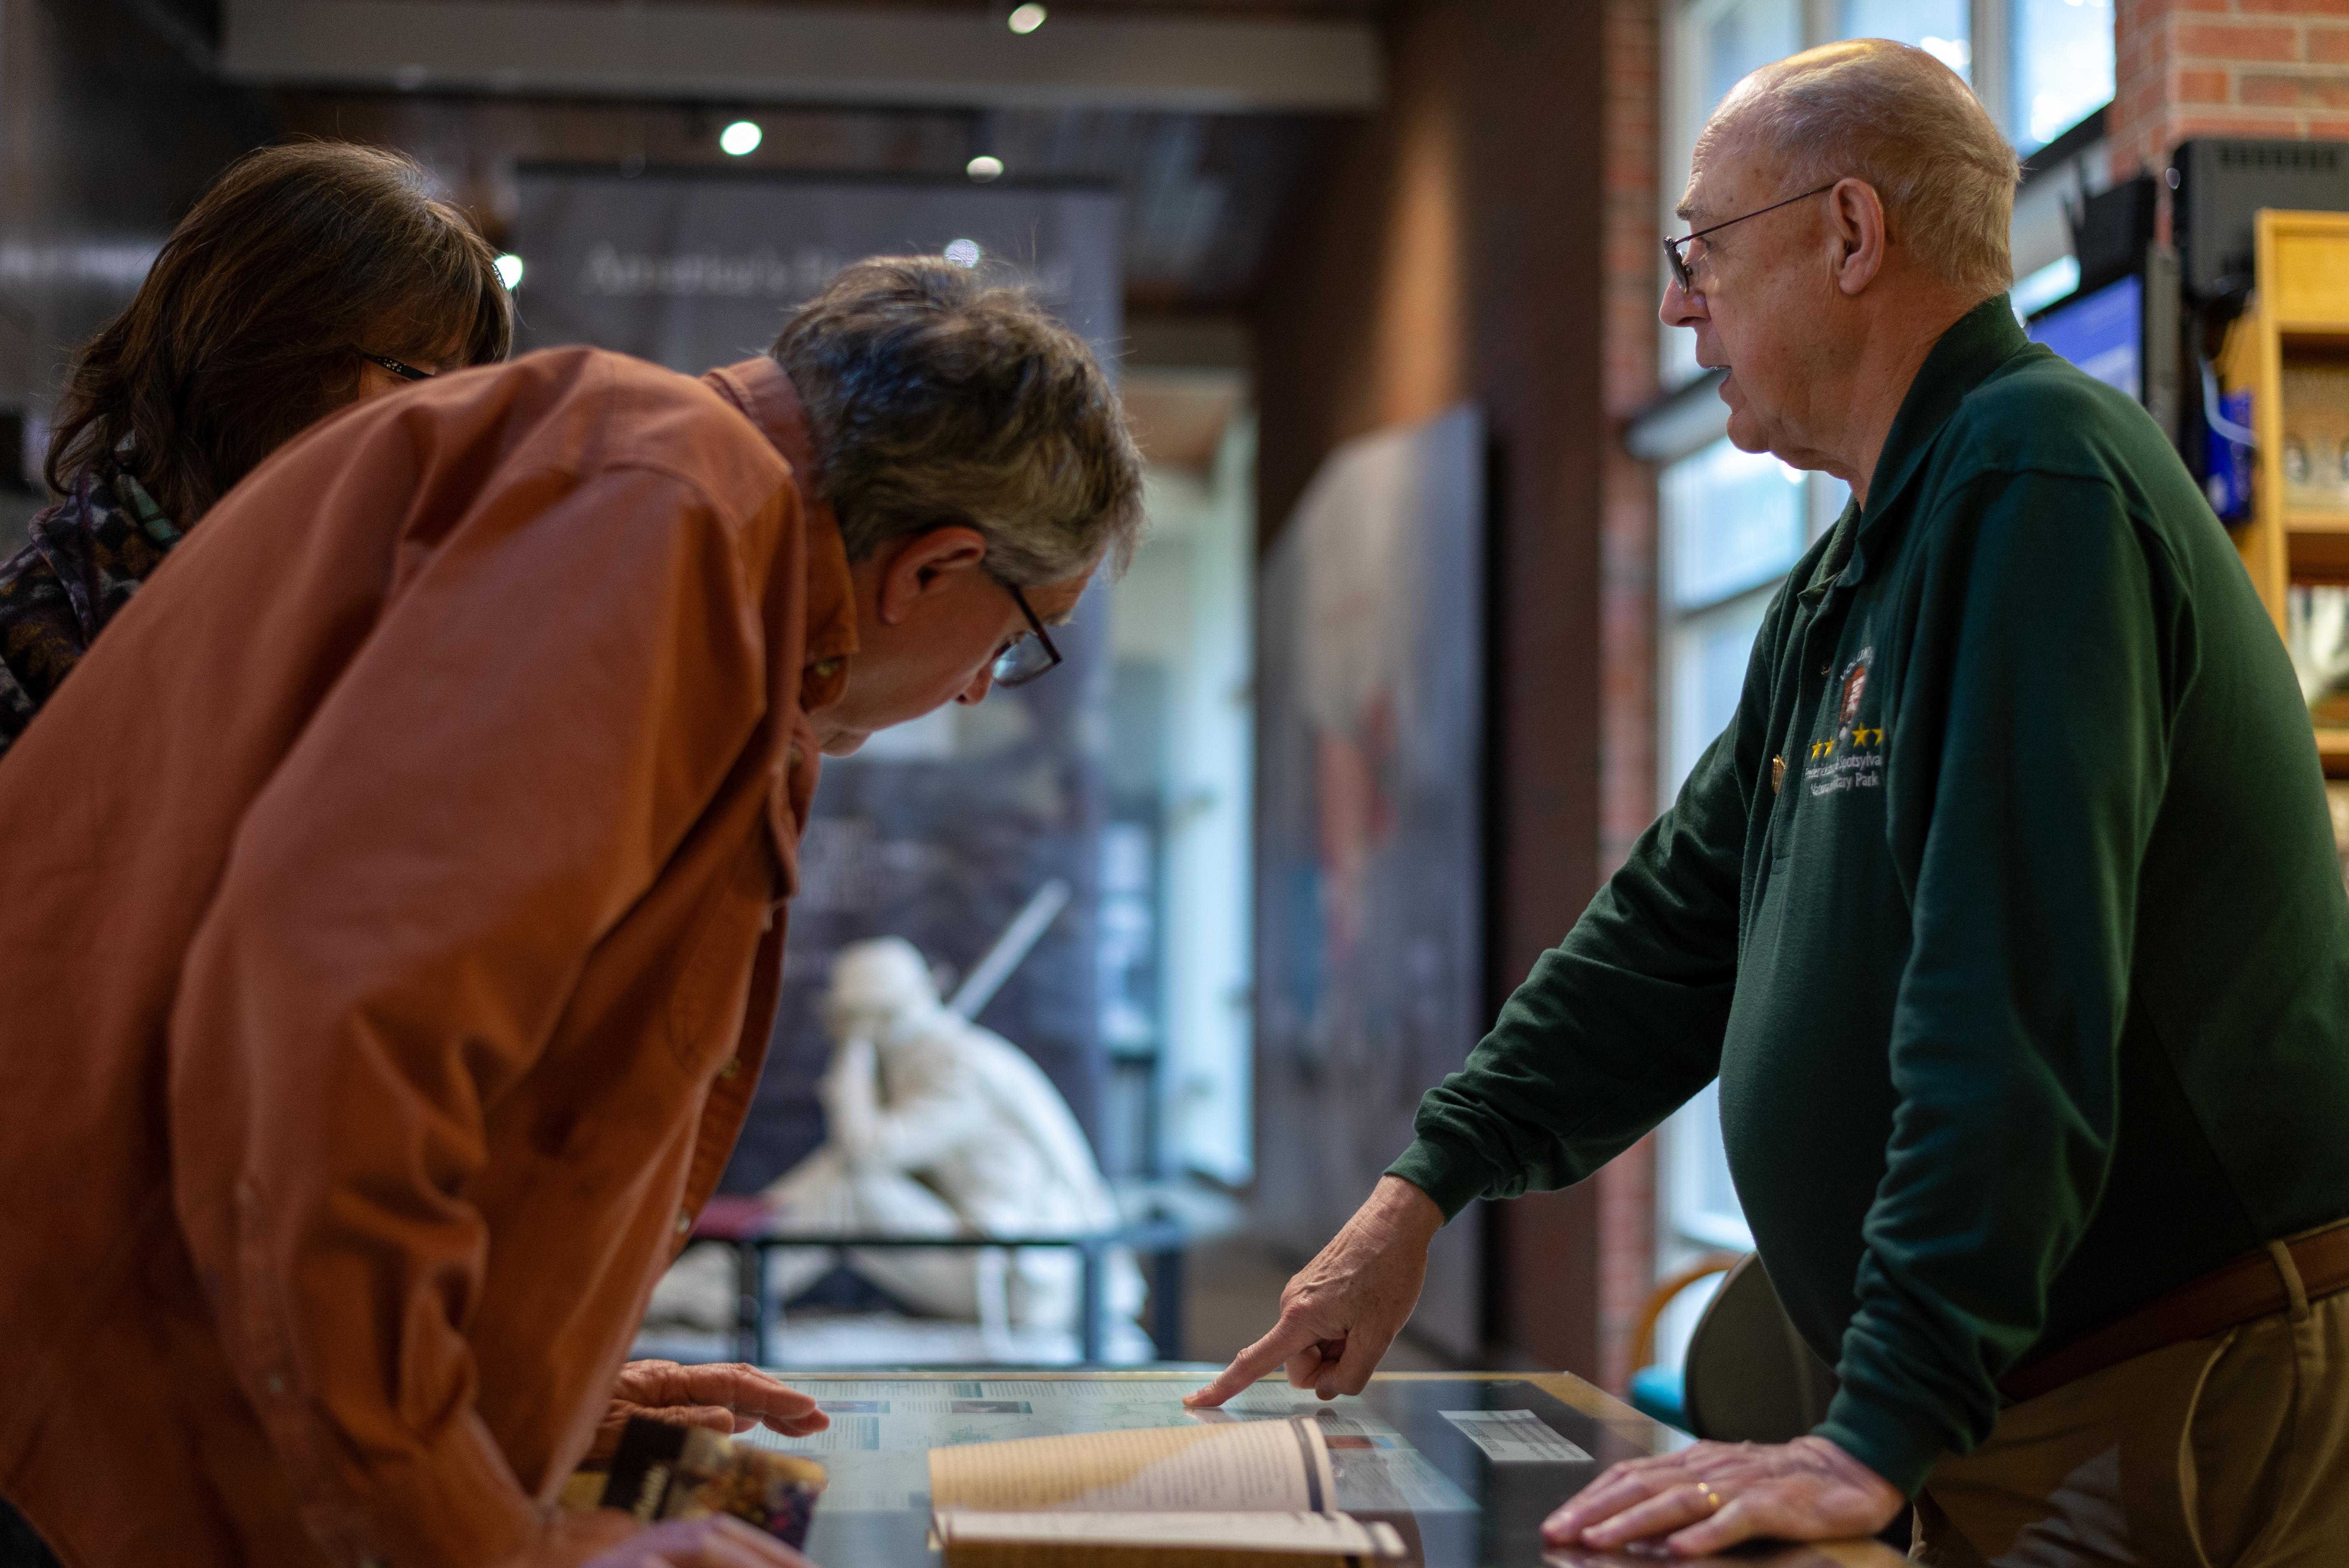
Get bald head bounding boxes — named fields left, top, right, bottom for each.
left=1696, top=39, right=2021, bottom=301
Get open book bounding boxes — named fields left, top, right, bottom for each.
left=928, top=1418, right=1408, bottom=1566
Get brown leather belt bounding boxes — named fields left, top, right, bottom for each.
left=1998, top=1218, right=2349, bottom=1404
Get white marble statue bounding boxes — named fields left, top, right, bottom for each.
left=650, top=936, right=1140, bottom=1339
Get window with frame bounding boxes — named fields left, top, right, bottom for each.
left=1662, top=0, right=2114, bottom=378
left=2011, top=0, right=2114, bottom=153
left=1653, top=437, right=1843, bottom=1295
left=1644, top=0, right=2113, bottom=1371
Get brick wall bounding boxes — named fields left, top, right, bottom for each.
left=1595, top=0, right=1663, bottom=1394
left=1602, top=0, right=1662, bottom=881
left=2111, top=0, right=2349, bottom=187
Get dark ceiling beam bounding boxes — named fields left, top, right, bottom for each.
left=220, top=1, right=1384, bottom=112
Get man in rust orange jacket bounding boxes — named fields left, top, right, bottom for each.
left=0, top=257, right=1141, bottom=1568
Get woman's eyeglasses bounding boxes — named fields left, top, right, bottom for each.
left=359, top=352, right=435, bottom=383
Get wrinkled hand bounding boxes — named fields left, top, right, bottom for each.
left=1541, top=1435, right=1903, bottom=1557
left=580, top=1515, right=817, bottom=1568
left=1183, top=1176, right=1441, bottom=1408
left=592, top=1360, right=829, bottom=1462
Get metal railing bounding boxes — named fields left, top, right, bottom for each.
left=695, top=1212, right=1190, bottom=1365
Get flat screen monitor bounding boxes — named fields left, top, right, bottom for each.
left=2030, top=272, right=2142, bottom=401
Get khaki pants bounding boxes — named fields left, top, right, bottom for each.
left=1914, top=1286, right=2349, bottom=1567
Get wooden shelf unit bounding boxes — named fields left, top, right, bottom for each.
left=2220, top=209, right=2349, bottom=777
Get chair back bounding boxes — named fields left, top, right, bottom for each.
left=1680, top=1252, right=1838, bottom=1442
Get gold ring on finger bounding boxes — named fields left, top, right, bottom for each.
left=1692, top=1479, right=1722, bottom=1514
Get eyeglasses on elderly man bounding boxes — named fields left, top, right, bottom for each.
left=1662, top=180, right=1839, bottom=292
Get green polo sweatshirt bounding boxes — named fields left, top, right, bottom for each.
left=1390, top=297, right=2349, bottom=1496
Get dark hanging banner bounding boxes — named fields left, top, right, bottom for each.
left=512, top=167, right=1123, bottom=1184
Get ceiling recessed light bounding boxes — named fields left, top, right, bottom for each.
left=944, top=238, right=983, bottom=268
left=719, top=120, right=763, bottom=157
left=966, top=154, right=1005, bottom=183
left=1008, top=4, right=1047, bottom=33
left=494, top=253, right=524, bottom=289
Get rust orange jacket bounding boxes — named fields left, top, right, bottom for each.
left=0, top=347, right=854, bottom=1567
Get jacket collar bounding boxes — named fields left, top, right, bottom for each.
left=702, top=357, right=858, bottom=712
left=1859, top=294, right=2026, bottom=522
left=1828, top=294, right=2028, bottom=590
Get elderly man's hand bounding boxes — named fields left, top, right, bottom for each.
left=1183, top=1176, right=1441, bottom=1408
left=1541, top=1435, right=1903, bottom=1556
left=592, top=1360, right=829, bottom=1462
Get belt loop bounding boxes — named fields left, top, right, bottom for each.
left=2268, top=1240, right=2312, bottom=1323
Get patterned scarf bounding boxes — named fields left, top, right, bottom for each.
left=0, top=464, right=182, bottom=759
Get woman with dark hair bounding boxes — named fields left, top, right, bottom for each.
left=0, top=140, right=513, bottom=759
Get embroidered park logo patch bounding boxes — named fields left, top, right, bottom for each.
left=1803, top=644, right=1885, bottom=798
left=1838, top=654, right=1869, bottom=733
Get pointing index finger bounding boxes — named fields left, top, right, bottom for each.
left=1183, top=1320, right=1320, bottom=1408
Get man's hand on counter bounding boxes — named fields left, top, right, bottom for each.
left=1184, top=1175, right=1443, bottom=1407
left=1540, top=1434, right=1903, bottom=1556
left=592, top=1360, right=830, bottom=1462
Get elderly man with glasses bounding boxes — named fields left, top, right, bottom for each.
left=1191, top=38, right=2349, bottom=1565
left=0, top=256, right=1138, bottom=1568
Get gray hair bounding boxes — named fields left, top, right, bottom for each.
left=770, top=256, right=1146, bottom=585
left=1704, top=38, right=2022, bottom=300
